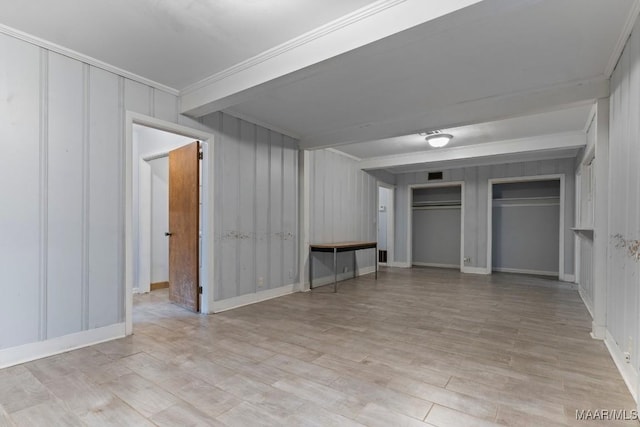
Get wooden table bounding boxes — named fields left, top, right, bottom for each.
left=309, top=241, right=377, bottom=292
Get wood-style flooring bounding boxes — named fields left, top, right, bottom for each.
left=0, top=267, right=637, bottom=426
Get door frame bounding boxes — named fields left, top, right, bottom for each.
left=486, top=174, right=565, bottom=280
left=377, top=182, right=395, bottom=266
left=407, top=181, right=465, bottom=270
left=125, top=112, right=214, bottom=335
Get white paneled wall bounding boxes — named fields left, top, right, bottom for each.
left=308, top=150, right=377, bottom=283
left=395, top=158, right=575, bottom=277
left=0, top=29, right=303, bottom=359
left=0, top=31, right=185, bottom=352
left=608, top=15, right=640, bottom=398
left=200, top=112, right=299, bottom=302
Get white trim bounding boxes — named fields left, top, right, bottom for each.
left=413, top=262, right=459, bottom=269
left=461, top=266, right=491, bottom=275
left=0, top=323, right=125, bottom=369
left=0, top=24, right=179, bottom=95
left=604, top=329, right=638, bottom=403
left=562, top=273, right=575, bottom=283
left=492, top=267, right=558, bottom=277
left=327, top=147, right=362, bottom=162
left=407, top=181, right=465, bottom=272
left=310, top=266, right=377, bottom=288
left=605, top=0, right=640, bottom=77
left=390, top=262, right=412, bottom=268
left=212, top=284, right=297, bottom=313
left=578, top=286, right=594, bottom=319
left=487, top=174, right=566, bottom=281
left=125, top=112, right=215, bottom=334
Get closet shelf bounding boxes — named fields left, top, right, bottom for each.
left=412, top=200, right=461, bottom=208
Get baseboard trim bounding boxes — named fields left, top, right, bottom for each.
left=412, top=262, right=459, bottom=269
left=0, top=323, right=126, bottom=369
left=578, top=286, right=594, bottom=319
left=461, top=266, right=491, bottom=275
left=561, top=274, right=576, bottom=283
left=492, top=267, right=558, bottom=277
left=310, top=266, right=376, bottom=288
left=211, top=284, right=297, bottom=313
left=389, top=262, right=411, bottom=268
left=604, top=329, right=638, bottom=403
left=150, top=281, right=169, bottom=291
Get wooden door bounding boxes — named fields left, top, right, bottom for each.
left=168, top=141, right=200, bottom=312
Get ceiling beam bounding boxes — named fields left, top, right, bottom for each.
left=359, top=131, right=586, bottom=171
left=301, top=77, right=609, bottom=149
left=179, top=0, right=484, bottom=117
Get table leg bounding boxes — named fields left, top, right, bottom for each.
left=334, top=247, right=338, bottom=293
left=375, top=244, right=378, bottom=280
left=309, top=247, right=313, bottom=290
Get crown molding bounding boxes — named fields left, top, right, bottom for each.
left=605, top=0, right=640, bottom=77
left=180, top=0, right=406, bottom=95
left=0, top=23, right=179, bottom=96
left=326, top=147, right=362, bottom=162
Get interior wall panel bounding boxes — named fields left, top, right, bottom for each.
left=309, top=149, right=377, bottom=283
left=0, top=34, right=42, bottom=349
left=46, top=52, right=84, bottom=338
left=200, top=112, right=299, bottom=301
left=608, top=15, right=640, bottom=373
left=88, top=67, right=121, bottom=328
left=238, top=120, right=257, bottom=297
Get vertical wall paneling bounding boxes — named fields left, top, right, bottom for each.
left=606, top=15, right=640, bottom=401
left=46, top=52, right=84, bottom=338
left=238, top=120, right=256, bottom=296
left=81, top=64, right=90, bottom=330
left=0, top=35, right=42, bottom=349
left=38, top=48, right=49, bottom=341
left=153, top=89, right=179, bottom=128
left=254, top=125, right=270, bottom=296
left=283, top=137, right=297, bottom=283
left=88, top=68, right=121, bottom=328
left=220, top=113, right=239, bottom=299
left=270, top=131, right=283, bottom=289
left=308, top=150, right=377, bottom=283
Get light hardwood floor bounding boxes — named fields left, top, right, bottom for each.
left=0, top=267, right=637, bottom=426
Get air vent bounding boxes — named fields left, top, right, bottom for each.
left=428, top=171, right=443, bottom=181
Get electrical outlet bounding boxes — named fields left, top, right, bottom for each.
left=343, top=266, right=349, bottom=273
left=624, top=352, right=631, bottom=363
left=257, top=276, right=264, bottom=287
left=464, top=257, right=471, bottom=264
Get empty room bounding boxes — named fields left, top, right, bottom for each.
left=1, top=1, right=640, bottom=425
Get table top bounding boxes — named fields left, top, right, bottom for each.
left=309, top=241, right=377, bottom=251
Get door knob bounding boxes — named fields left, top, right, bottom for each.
left=165, top=232, right=173, bottom=236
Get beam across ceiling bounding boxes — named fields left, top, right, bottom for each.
left=179, top=0, right=484, bottom=117
left=358, top=131, right=586, bottom=171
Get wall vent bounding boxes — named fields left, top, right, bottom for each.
left=428, top=171, right=443, bottom=181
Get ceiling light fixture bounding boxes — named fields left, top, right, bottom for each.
left=423, top=131, right=453, bottom=148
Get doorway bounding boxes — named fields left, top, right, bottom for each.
left=125, top=113, right=214, bottom=335
left=377, top=184, right=394, bottom=266
left=487, top=175, right=564, bottom=279
left=408, top=182, right=464, bottom=270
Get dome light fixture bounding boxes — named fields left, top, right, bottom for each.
left=422, top=131, right=453, bottom=148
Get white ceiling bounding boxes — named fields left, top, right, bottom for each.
left=1, top=0, right=637, bottom=172
left=0, top=0, right=377, bottom=89
left=337, top=104, right=594, bottom=159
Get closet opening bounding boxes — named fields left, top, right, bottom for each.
left=408, top=182, right=464, bottom=271
left=377, top=184, right=394, bottom=266
left=488, top=176, right=564, bottom=278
